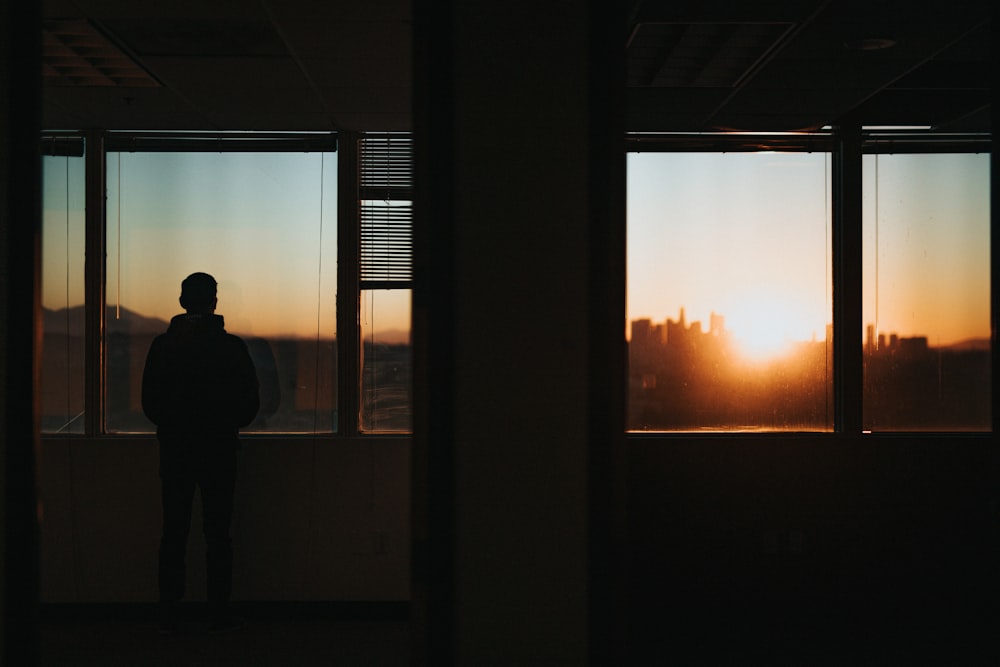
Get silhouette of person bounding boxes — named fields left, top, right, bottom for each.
left=142, top=272, right=259, bottom=634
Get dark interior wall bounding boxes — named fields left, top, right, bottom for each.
left=2, top=0, right=42, bottom=662
left=627, top=435, right=998, bottom=656
left=38, top=437, right=411, bottom=603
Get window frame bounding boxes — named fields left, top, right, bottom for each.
left=39, top=129, right=414, bottom=439
left=624, top=128, right=993, bottom=437
left=357, top=133, right=414, bottom=433
left=38, top=127, right=993, bottom=440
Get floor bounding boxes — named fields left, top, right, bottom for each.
left=625, top=605, right=999, bottom=666
left=37, top=601, right=997, bottom=666
left=39, top=603, right=410, bottom=667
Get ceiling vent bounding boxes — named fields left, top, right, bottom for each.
left=628, top=22, right=792, bottom=88
left=43, top=19, right=159, bottom=87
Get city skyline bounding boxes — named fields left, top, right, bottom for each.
left=628, top=307, right=987, bottom=351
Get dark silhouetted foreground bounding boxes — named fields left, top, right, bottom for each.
left=142, top=272, right=260, bottom=634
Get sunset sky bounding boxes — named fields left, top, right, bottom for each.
left=43, top=148, right=990, bottom=350
left=42, top=150, right=413, bottom=341
left=860, top=152, right=991, bottom=347
left=105, top=151, right=340, bottom=339
left=627, top=150, right=991, bottom=356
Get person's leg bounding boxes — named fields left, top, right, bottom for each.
left=159, top=453, right=195, bottom=631
left=200, top=450, right=238, bottom=625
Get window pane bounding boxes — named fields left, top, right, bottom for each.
left=105, top=151, right=337, bottom=433
left=862, top=153, right=991, bottom=431
left=361, top=289, right=412, bottom=433
left=627, top=152, right=833, bottom=432
left=41, top=152, right=87, bottom=433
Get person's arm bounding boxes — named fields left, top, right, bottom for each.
left=141, top=337, right=166, bottom=426
left=230, top=337, right=260, bottom=428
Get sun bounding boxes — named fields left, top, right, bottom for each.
left=719, top=289, right=827, bottom=364
left=726, top=306, right=823, bottom=364
left=733, top=322, right=795, bottom=364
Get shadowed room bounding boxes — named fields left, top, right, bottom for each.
left=1, top=0, right=995, bottom=664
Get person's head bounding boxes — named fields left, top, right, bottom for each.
left=179, top=272, right=218, bottom=314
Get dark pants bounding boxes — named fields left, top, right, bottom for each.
left=158, top=440, right=237, bottom=616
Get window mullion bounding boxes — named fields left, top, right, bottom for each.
left=85, top=130, right=106, bottom=436
left=338, top=131, right=362, bottom=436
left=832, top=123, right=864, bottom=435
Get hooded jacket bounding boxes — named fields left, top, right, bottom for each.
left=142, top=313, right=260, bottom=444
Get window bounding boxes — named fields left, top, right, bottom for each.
left=359, top=135, right=413, bottom=433
left=862, top=152, right=991, bottom=431
left=362, top=288, right=412, bottom=432
left=41, top=140, right=86, bottom=433
left=104, top=148, right=338, bottom=433
left=627, top=132, right=992, bottom=435
left=627, top=147, right=833, bottom=432
left=39, top=131, right=414, bottom=437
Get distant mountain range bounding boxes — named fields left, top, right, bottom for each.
left=364, top=329, right=410, bottom=345
left=42, top=305, right=411, bottom=345
left=43, top=305, right=168, bottom=337
left=943, top=338, right=991, bottom=352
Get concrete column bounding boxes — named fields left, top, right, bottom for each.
left=412, top=1, right=625, bottom=663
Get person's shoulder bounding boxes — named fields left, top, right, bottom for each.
left=147, top=330, right=170, bottom=349
left=144, top=330, right=175, bottom=366
left=222, top=332, right=252, bottom=351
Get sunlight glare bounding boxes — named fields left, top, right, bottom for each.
left=732, top=318, right=794, bottom=363
left=723, top=295, right=823, bottom=364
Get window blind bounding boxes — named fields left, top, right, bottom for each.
left=359, top=134, right=413, bottom=288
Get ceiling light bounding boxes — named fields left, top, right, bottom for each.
left=864, top=125, right=933, bottom=131
left=844, top=37, right=896, bottom=51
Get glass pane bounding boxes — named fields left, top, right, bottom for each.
left=361, top=288, right=412, bottom=433
left=106, top=151, right=337, bottom=433
left=41, top=152, right=87, bottom=433
left=862, top=153, right=991, bottom=431
left=627, top=151, right=833, bottom=432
